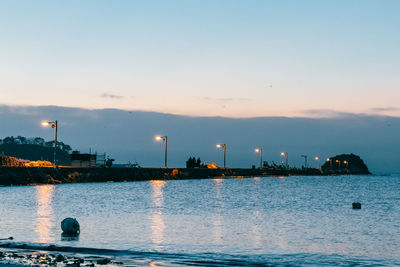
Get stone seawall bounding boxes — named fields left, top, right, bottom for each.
left=0, top=167, right=323, bottom=186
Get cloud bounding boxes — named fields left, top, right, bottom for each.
left=101, top=93, right=124, bottom=99
left=197, top=97, right=251, bottom=103
left=369, top=107, right=400, bottom=112
left=300, top=109, right=358, bottom=118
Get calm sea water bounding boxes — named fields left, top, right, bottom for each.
left=1, top=175, right=400, bottom=266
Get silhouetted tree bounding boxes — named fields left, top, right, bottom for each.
left=16, top=136, right=27, bottom=144
left=33, top=137, right=45, bottom=146
left=186, top=157, right=202, bottom=168
left=3, top=136, right=16, bottom=144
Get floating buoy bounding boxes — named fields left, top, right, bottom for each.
left=352, top=202, right=362, bottom=209
left=61, top=218, right=80, bottom=236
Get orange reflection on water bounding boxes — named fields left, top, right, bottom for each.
left=150, top=180, right=166, bottom=246
left=35, top=185, right=55, bottom=243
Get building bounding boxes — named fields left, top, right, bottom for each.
left=70, top=151, right=97, bottom=168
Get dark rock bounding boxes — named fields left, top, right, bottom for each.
left=352, top=202, right=362, bottom=209
left=97, top=258, right=111, bottom=265
left=56, top=254, right=66, bottom=262
left=322, top=153, right=371, bottom=174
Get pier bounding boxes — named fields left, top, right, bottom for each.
left=0, top=167, right=323, bottom=186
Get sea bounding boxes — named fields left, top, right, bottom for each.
left=0, top=175, right=399, bottom=266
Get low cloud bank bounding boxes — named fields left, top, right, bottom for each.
left=0, top=105, right=399, bottom=173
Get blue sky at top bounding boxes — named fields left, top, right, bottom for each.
left=0, top=0, right=399, bottom=117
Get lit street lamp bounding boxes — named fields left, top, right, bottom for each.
left=315, top=156, right=321, bottom=169
left=343, top=160, right=349, bottom=169
left=216, top=144, right=226, bottom=168
left=327, top=158, right=332, bottom=170
left=255, top=148, right=263, bottom=168
left=336, top=159, right=341, bottom=169
left=281, top=152, right=288, bottom=168
left=155, top=135, right=168, bottom=168
left=41, top=120, right=58, bottom=166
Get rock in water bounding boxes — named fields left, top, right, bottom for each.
left=352, top=202, right=362, bottom=209
left=61, top=218, right=80, bottom=235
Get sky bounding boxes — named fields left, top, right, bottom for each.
left=0, top=0, right=399, bottom=118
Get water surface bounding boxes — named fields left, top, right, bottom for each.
left=0, top=175, right=399, bottom=265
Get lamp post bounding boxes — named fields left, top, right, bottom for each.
left=155, top=135, right=168, bottom=168
left=315, top=156, right=321, bottom=169
left=301, top=155, right=308, bottom=168
left=41, top=120, right=58, bottom=166
left=343, top=160, right=349, bottom=169
left=255, top=148, right=263, bottom=168
left=327, top=158, right=332, bottom=170
left=281, top=152, right=288, bottom=168
left=216, top=144, right=226, bottom=168
left=336, top=159, right=341, bottom=169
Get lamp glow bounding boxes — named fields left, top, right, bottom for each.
left=216, top=144, right=226, bottom=168
left=40, top=120, right=58, bottom=166
left=255, top=148, right=263, bottom=168
left=155, top=135, right=167, bottom=167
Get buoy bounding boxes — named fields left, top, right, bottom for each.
left=61, top=218, right=80, bottom=236
left=352, top=202, right=362, bottom=209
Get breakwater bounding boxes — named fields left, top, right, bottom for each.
left=0, top=167, right=324, bottom=186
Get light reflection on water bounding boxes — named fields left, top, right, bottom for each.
left=150, top=180, right=166, bottom=249
left=35, top=185, right=55, bottom=243
left=212, top=178, right=223, bottom=244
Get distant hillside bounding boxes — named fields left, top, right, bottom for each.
left=0, top=136, right=72, bottom=165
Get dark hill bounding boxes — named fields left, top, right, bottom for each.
left=322, top=153, right=370, bottom=174
left=0, top=136, right=71, bottom=165
left=0, top=144, right=71, bottom=165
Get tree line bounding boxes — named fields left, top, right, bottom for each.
left=0, top=136, right=72, bottom=153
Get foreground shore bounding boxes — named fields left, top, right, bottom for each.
left=0, top=166, right=326, bottom=186
left=0, top=247, right=128, bottom=266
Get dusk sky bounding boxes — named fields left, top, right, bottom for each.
left=1, top=0, right=400, bottom=117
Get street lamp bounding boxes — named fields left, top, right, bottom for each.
left=315, top=156, right=321, bottom=169
left=41, top=120, right=58, bottom=166
left=155, top=135, right=168, bottom=168
left=255, top=148, right=263, bottom=168
left=301, top=155, right=308, bottom=168
left=281, top=152, right=288, bottom=168
left=343, top=160, right=349, bottom=169
left=326, top=158, right=332, bottom=170
left=336, top=159, right=341, bottom=169
left=216, top=144, right=226, bottom=168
